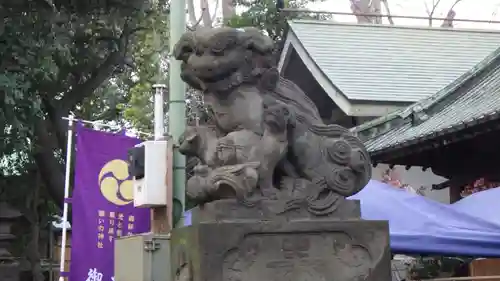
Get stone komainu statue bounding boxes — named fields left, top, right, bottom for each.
left=174, top=27, right=372, bottom=216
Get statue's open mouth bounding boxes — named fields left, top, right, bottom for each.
left=183, top=63, right=240, bottom=84
left=199, top=72, right=232, bottom=83
left=211, top=173, right=240, bottom=199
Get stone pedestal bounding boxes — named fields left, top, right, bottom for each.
left=170, top=199, right=391, bottom=281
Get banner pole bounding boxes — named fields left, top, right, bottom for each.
left=58, top=114, right=74, bottom=281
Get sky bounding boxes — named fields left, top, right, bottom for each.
left=308, top=0, right=500, bottom=29
left=195, top=0, right=500, bottom=30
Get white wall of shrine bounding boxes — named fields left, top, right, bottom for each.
left=371, top=164, right=450, bottom=204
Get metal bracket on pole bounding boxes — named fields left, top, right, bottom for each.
left=169, top=100, right=186, bottom=104
left=144, top=239, right=161, bottom=252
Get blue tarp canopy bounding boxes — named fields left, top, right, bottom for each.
left=184, top=180, right=500, bottom=257
left=350, top=180, right=500, bottom=257
left=451, top=187, right=500, bottom=226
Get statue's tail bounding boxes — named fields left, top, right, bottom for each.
left=275, top=177, right=343, bottom=216
left=306, top=188, right=343, bottom=216
left=310, top=123, right=372, bottom=197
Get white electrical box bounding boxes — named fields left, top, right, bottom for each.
left=133, top=140, right=170, bottom=207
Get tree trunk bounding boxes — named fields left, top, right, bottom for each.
left=350, top=0, right=384, bottom=24
left=33, top=21, right=133, bottom=210
left=350, top=0, right=372, bottom=24
left=221, top=0, right=236, bottom=25
left=441, top=0, right=462, bottom=28
left=186, top=0, right=198, bottom=27
left=199, top=0, right=213, bottom=27
left=424, top=0, right=442, bottom=27
left=381, top=0, right=394, bottom=25
left=441, top=9, right=456, bottom=28
left=27, top=173, right=44, bottom=281
left=33, top=119, right=66, bottom=208
left=371, top=0, right=382, bottom=24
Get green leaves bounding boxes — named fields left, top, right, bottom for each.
left=0, top=1, right=170, bottom=204
left=107, top=7, right=170, bottom=134
left=230, top=0, right=332, bottom=42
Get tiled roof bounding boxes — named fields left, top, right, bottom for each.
left=354, top=47, right=500, bottom=154
left=288, top=20, right=500, bottom=102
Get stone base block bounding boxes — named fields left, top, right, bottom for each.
left=171, top=205, right=391, bottom=281
left=0, top=261, right=20, bottom=281
left=188, top=198, right=361, bottom=223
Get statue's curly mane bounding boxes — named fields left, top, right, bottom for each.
left=266, top=77, right=323, bottom=126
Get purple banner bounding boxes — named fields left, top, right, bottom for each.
left=70, top=125, right=150, bottom=281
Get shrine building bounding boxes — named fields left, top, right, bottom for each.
left=279, top=20, right=500, bottom=202
left=354, top=46, right=500, bottom=203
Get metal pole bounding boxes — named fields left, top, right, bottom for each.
left=58, top=114, right=74, bottom=281
left=421, top=276, right=500, bottom=281
left=279, top=8, right=500, bottom=25
left=62, top=116, right=152, bottom=137
left=169, top=0, right=186, bottom=227
left=49, top=224, right=54, bottom=281
left=153, top=84, right=166, bottom=140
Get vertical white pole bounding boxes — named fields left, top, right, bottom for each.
left=58, top=114, right=74, bottom=281
left=153, top=84, right=166, bottom=140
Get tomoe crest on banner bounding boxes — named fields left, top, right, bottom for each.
left=98, top=159, right=134, bottom=206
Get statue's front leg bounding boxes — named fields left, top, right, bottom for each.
left=254, top=145, right=287, bottom=200
left=258, top=176, right=279, bottom=199
left=186, top=165, right=214, bottom=204
left=256, top=101, right=293, bottom=200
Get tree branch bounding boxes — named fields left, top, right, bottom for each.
left=33, top=19, right=139, bottom=209
left=199, top=0, right=212, bottom=27
left=371, top=0, right=382, bottom=24
left=35, top=49, right=123, bottom=208
left=425, top=0, right=442, bottom=26
left=58, top=19, right=139, bottom=112
left=490, top=4, right=500, bottom=23
left=441, top=0, right=463, bottom=28
left=210, top=0, right=220, bottom=26
left=187, top=9, right=204, bottom=31
left=58, top=51, right=124, bottom=112
left=221, top=0, right=235, bottom=25
left=40, top=94, right=66, bottom=155
left=381, top=0, right=394, bottom=25
left=186, top=0, right=198, bottom=26
left=350, top=0, right=372, bottom=24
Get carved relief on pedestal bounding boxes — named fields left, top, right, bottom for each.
left=222, top=230, right=387, bottom=281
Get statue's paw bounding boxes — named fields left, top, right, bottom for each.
left=186, top=176, right=212, bottom=202
left=193, top=164, right=211, bottom=175
left=186, top=188, right=207, bottom=203
left=260, top=187, right=279, bottom=200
